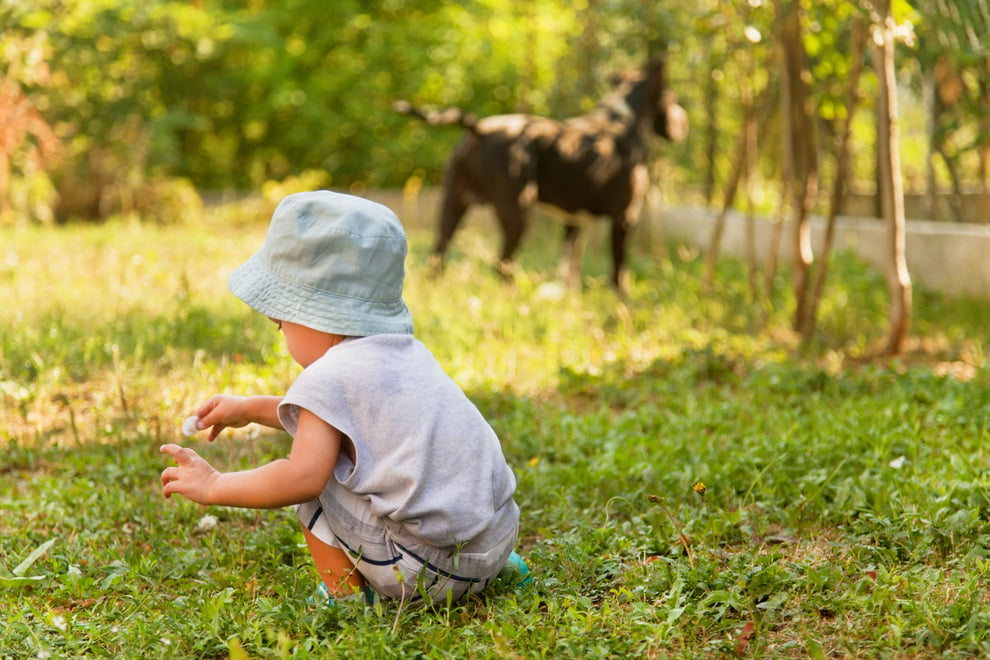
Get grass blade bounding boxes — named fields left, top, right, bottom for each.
left=11, top=538, right=56, bottom=577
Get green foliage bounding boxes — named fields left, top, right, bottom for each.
left=7, top=0, right=659, bottom=197
left=2, top=200, right=990, bottom=656
left=4, top=0, right=989, bottom=223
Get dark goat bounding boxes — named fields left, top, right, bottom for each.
left=394, top=58, right=687, bottom=292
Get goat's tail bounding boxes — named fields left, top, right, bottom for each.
left=392, top=100, right=478, bottom=132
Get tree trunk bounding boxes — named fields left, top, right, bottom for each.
left=704, top=81, right=769, bottom=291
left=801, top=17, right=867, bottom=344
left=924, top=68, right=938, bottom=220
left=776, top=0, right=818, bottom=333
left=979, top=61, right=990, bottom=222
left=875, top=1, right=912, bottom=355
left=762, top=36, right=793, bottom=329
left=742, top=51, right=760, bottom=301
left=936, top=145, right=964, bottom=221
left=703, top=116, right=749, bottom=290
left=703, top=43, right=720, bottom=206
left=744, top=93, right=759, bottom=301
left=581, top=0, right=599, bottom=102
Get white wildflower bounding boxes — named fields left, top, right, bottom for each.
left=196, top=514, right=219, bottom=532
left=50, top=614, right=67, bottom=631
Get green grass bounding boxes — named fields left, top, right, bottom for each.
left=2, top=199, right=990, bottom=658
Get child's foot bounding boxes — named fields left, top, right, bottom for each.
left=311, top=582, right=379, bottom=607
left=312, top=581, right=337, bottom=606
left=499, top=550, right=533, bottom=588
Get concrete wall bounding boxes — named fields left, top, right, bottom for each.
left=359, top=188, right=990, bottom=300
left=654, top=206, right=990, bottom=300
left=844, top=192, right=990, bottom=224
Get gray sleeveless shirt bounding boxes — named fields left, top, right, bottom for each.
left=277, top=335, right=519, bottom=550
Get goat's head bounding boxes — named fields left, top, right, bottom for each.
left=616, top=58, right=689, bottom=142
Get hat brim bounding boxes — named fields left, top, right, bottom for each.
left=229, top=253, right=414, bottom=337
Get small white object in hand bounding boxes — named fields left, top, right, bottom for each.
left=181, top=415, right=200, bottom=437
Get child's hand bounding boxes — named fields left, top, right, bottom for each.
left=160, top=444, right=220, bottom=505
left=192, top=395, right=252, bottom=441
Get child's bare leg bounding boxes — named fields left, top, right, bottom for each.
left=301, top=525, right=365, bottom=596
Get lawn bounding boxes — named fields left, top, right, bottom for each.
left=2, top=197, right=989, bottom=658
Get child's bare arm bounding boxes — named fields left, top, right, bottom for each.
left=161, top=408, right=340, bottom=508
left=193, top=394, right=285, bottom=441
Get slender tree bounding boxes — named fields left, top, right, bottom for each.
left=742, top=49, right=761, bottom=301
left=874, top=0, right=912, bottom=354
left=702, top=84, right=770, bottom=292
left=800, top=16, right=868, bottom=344
left=775, top=0, right=818, bottom=333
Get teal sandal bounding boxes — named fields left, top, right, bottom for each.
left=311, top=582, right=379, bottom=607
left=500, top=550, right=533, bottom=588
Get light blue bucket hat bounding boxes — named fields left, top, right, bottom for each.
left=228, top=190, right=414, bottom=336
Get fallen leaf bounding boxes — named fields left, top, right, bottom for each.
left=736, top=621, right=755, bottom=657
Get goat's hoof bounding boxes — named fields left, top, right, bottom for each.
left=425, top=253, right=444, bottom=278
left=496, top=260, right=515, bottom=280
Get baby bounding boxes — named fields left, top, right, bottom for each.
left=160, top=191, right=524, bottom=604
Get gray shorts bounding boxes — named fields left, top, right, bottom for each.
left=297, top=485, right=517, bottom=603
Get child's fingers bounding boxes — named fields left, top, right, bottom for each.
left=194, top=395, right=227, bottom=426
left=161, top=466, right=179, bottom=497
left=194, top=395, right=221, bottom=420
left=160, top=443, right=199, bottom=465
left=193, top=397, right=230, bottom=442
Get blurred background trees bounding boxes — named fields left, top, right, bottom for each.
left=1, top=0, right=987, bottom=226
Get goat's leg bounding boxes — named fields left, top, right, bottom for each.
left=608, top=165, right=649, bottom=293
left=609, top=216, right=631, bottom=294
left=429, top=188, right=469, bottom=276
left=560, top=223, right=584, bottom=290
left=493, top=200, right=528, bottom=280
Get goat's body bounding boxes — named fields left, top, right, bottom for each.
left=397, top=59, right=686, bottom=291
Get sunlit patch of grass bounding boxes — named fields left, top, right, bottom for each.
left=2, top=198, right=990, bottom=657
